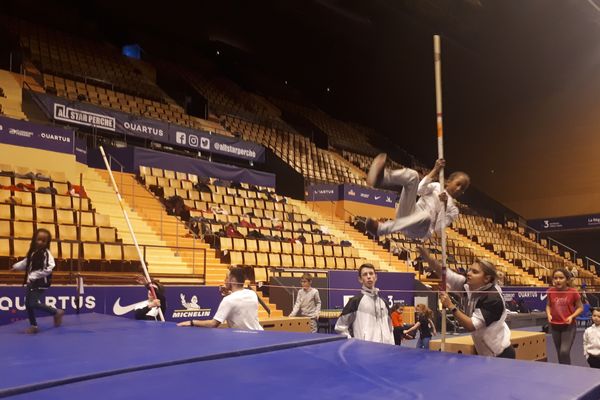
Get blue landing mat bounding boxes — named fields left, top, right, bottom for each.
left=0, top=313, right=344, bottom=397
left=9, top=339, right=600, bottom=400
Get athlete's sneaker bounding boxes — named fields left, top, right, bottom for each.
left=54, top=309, right=65, bottom=327
left=367, top=153, right=387, bottom=188
left=25, top=326, right=39, bottom=334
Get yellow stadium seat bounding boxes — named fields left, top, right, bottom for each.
left=258, top=240, right=270, bottom=253
left=245, top=239, right=258, bottom=252
left=13, top=239, right=30, bottom=257
left=315, top=257, right=326, bottom=269
left=0, top=204, right=11, bottom=219
left=15, top=206, right=34, bottom=221
left=220, top=238, right=233, bottom=251
left=78, top=212, right=94, bottom=226
left=95, top=214, right=110, bottom=227
left=293, top=255, right=304, bottom=267
left=256, top=252, right=268, bottom=266
left=244, top=252, right=257, bottom=266
left=59, top=225, right=77, bottom=241
left=80, top=226, right=98, bottom=242
left=304, top=256, right=315, bottom=268
left=123, top=245, right=139, bottom=261
left=104, top=244, right=123, bottom=261
left=57, top=210, right=75, bottom=225
left=83, top=243, right=102, bottom=260
left=0, top=220, right=10, bottom=237
left=281, top=254, right=293, bottom=267
left=271, top=242, right=282, bottom=254
left=35, top=208, right=55, bottom=223
left=35, top=193, right=53, bottom=208
left=13, top=221, right=34, bottom=239
left=54, top=195, right=72, bottom=209
left=233, top=238, right=245, bottom=251
left=230, top=251, right=244, bottom=265
left=13, top=191, right=33, bottom=206
left=98, top=227, right=116, bottom=242
left=268, top=253, right=281, bottom=267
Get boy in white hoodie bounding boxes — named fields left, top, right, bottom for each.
left=335, top=263, right=394, bottom=345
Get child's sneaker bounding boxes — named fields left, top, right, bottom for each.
left=54, top=309, right=65, bottom=327
left=25, top=326, right=39, bottom=334
left=367, top=153, right=387, bottom=187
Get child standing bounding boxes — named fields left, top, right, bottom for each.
left=289, top=273, right=321, bottom=333
left=11, top=229, right=64, bottom=333
left=390, top=303, right=405, bottom=345
left=584, top=308, right=600, bottom=368
left=404, top=304, right=437, bottom=349
left=365, top=155, right=470, bottom=240
left=546, top=268, right=583, bottom=365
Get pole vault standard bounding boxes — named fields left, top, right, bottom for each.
left=433, top=34, right=447, bottom=350
left=99, top=146, right=165, bottom=322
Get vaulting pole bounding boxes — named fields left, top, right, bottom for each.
left=99, top=146, right=164, bottom=321
left=434, top=34, right=447, bottom=350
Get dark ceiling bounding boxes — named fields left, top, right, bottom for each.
left=4, top=0, right=600, bottom=218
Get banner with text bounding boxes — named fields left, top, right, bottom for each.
left=0, top=285, right=222, bottom=325
left=529, top=214, right=600, bottom=232
left=328, top=271, right=415, bottom=309
left=0, top=115, right=74, bottom=154
left=33, top=92, right=265, bottom=162
left=501, top=286, right=549, bottom=311
left=306, top=183, right=398, bottom=208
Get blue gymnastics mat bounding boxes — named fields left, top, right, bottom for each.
left=2, top=313, right=600, bottom=399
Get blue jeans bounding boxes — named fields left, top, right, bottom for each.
left=417, top=336, right=431, bottom=350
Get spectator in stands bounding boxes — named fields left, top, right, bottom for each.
left=225, top=223, right=244, bottom=238
left=133, top=275, right=166, bottom=321
left=335, top=263, right=394, bottom=344
left=419, top=247, right=515, bottom=358
left=66, top=181, right=87, bottom=198
left=289, top=273, right=321, bottom=333
left=583, top=308, right=600, bottom=368
left=546, top=268, right=583, bottom=365
left=365, top=157, right=469, bottom=240
left=404, top=304, right=437, bottom=350
left=10, top=228, right=64, bottom=334
left=177, top=266, right=263, bottom=330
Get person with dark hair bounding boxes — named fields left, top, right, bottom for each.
left=419, top=247, right=514, bottom=358
left=334, top=263, right=394, bottom=344
left=10, top=228, right=64, bottom=333
left=365, top=156, right=469, bottom=240
left=177, top=266, right=263, bottom=330
left=404, top=304, right=437, bottom=350
left=583, top=308, right=600, bottom=368
left=133, top=275, right=167, bottom=321
left=289, top=273, right=321, bottom=333
left=547, top=268, right=583, bottom=364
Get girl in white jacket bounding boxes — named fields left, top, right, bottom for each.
left=11, top=228, right=64, bottom=333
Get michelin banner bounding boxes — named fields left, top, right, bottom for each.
left=0, top=285, right=222, bottom=325
left=32, top=92, right=265, bottom=162
left=0, top=115, right=74, bottom=154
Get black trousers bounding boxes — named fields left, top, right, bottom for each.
left=26, top=287, right=57, bottom=326
left=588, top=355, right=600, bottom=369
left=497, top=345, right=516, bottom=359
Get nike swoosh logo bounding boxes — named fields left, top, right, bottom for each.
left=374, top=196, right=381, bottom=200
left=540, top=294, right=547, bottom=301
left=113, top=298, right=149, bottom=316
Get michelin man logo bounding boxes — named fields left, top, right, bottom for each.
left=180, top=293, right=200, bottom=310
left=176, top=131, right=186, bottom=145
left=172, top=293, right=211, bottom=318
